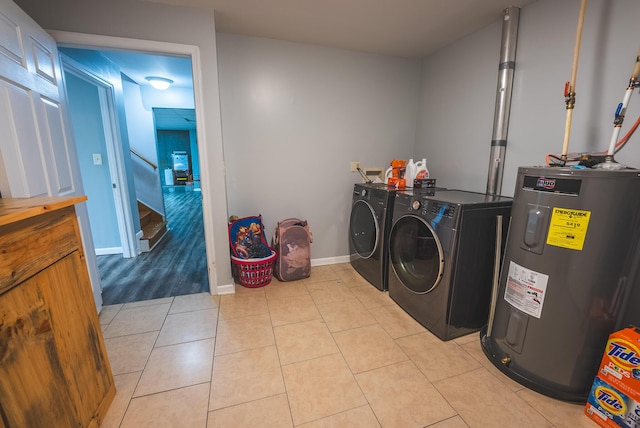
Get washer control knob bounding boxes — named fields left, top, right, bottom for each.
left=412, top=200, right=421, bottom=210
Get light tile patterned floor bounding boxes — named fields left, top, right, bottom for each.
left=99, top=263, right=594, bottom=427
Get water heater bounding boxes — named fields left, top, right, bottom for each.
left=481, top=166, right=640, bottom=402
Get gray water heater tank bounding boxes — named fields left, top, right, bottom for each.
left=481, top=166, right=640, bottom=402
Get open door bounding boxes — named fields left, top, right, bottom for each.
left=0, top=0, right=103, bottom=310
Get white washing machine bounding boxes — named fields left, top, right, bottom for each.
left=388, top=189, right=512, bottom=340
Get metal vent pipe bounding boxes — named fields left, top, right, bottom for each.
left=486, top=7, right=520, bottom=196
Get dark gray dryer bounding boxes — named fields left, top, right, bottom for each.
left=349, top=183, right=396, bottom=291
left=388, top=189, right=512, bottom=340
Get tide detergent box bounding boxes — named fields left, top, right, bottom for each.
left=584, top=377, right=640, bottom=427
left=598, top=327, right=640, bottom=401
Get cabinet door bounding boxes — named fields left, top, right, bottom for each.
left=39, top=252, right=113, bottom=427
left=0, top=251, right=113, bottom=428
left=0, top=274, right=78, bottom=427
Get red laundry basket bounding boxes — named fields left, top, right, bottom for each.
left=231, top=250, right=277, bottom=288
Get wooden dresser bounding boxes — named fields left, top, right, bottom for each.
left=0, top=196, right=115, bottom=428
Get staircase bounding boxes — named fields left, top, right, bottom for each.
left=138, top=202, right=168, bottom=252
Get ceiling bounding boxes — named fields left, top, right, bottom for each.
left=140, top=0, right=537, bottom=58
left=98, top=0, right=538, bottom=130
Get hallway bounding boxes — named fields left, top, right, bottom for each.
left=98, top=187, right=208, bottom=305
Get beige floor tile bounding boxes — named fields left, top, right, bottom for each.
left=282, top=353, right=367, bottom=425
left=169, top=292, right=219, bottom=314
left=430, top=416, right=471, bottom=427
left=329, top=262, right=354, bottom=274
left=133, top=338, right=215, bottom=397
left=267, top=293, right=321, bottom=326
left=305, top=279, right=355, bottom=305
left=396, top=331, right=481, bottom=382
left=298, top=405, right=381, bottom=427
left=274, top=319, right=339, bottom=365
left=99, top=304, right=122, bottom=325
left=336, top=269, right=373, bottom=288
left=453, top=332, right=480, bottom=345
left=316, top=296, right=377, bottom=332
left=121, top=383, right=209, bottom=428
left=100, top=372, right=141, bottom=428
left=349, top=285, right=395, bottom=309
left=265, top=280, right=310, bottom=301
left=517, top=388, right=594, bottom=428
left=210, top=345, right=285, bottom=410
left=219, top=290, right=269, bottom=319
left=356, top=360, right=456, bottom=427
left=434, top=367, right=553, bottom=428
left=122, top=297, right=174, bottom=309
left=155, top=308, right=218, bottom=347
left=460, top=339, right=524, bottom=392
left=102, top=303, right=171, bottom=338
left=333, top=324, right=408, bottom=374
left=368, top=304, right=426, bottom=339
left=207, top=393, right=293, bottom=427
left=300, top=265, right=340, bottom=284
left=215, top=312, right=275, bottom=356
left=104, top=331, right=158, bottom=375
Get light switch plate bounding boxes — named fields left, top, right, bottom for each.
left=93, top=153, right=103, bottom=165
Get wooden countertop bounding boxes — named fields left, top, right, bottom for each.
left=0, top=195, right=87, bottom=227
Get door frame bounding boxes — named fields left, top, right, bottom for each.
left=60, top=54, right=138, bottom=258
left=50, top=30, right=219, bottom=295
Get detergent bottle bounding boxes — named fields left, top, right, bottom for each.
left=415, top=158, right=429, bottom=179
left=405, top=159, right=416, bottom=187
left=384, top=167, right=393, bottom=184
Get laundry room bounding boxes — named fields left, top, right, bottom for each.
left=4, top=0, right=640, bottom=426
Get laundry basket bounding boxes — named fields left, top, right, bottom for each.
left=228, top=215, right=276, bottom=288
left=231, top=250, right=277, bottom=288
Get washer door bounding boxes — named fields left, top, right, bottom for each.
left=350, top=200, right=380, bottom=259
left=390, top=215, right=444, bottom=293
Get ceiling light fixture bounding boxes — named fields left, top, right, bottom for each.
left=145, top=76, right=173, bottom=90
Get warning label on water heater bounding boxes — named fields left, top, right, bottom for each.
left=546, top=207, right=591, bottom=251
left=504, top=261, right=549, bottom=318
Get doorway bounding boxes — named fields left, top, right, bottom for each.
left=58, top=44, right=210, bottom=304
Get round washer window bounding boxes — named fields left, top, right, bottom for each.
left=389, top=215, right=443, bottom=293
left=349, top=200, right=379, bottom=259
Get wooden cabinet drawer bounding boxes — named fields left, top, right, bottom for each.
left=0, top=207, right=79, bottom=295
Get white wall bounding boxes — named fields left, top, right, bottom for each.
left=217, top=34, right=421, bottom=259
left=122, top=78, right=164, bottom=215
left=66, top=72, right=122, bottom=252
left=417, top=0, right=640, bottom=196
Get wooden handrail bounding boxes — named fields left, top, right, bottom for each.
left=130, top=148, right=157, bottom=170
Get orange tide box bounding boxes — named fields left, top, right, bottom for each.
left=597, top=327, right=640, bottom=401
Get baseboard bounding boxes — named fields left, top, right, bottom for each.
left=215, top=282, right=236, bottom=295
left=95, top=247, right=123, bottom=256
left=311, top=255, right=350, bottom=266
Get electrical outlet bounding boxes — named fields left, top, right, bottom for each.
left=350, top=161, right=360, bottom=172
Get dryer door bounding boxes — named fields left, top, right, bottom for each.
left=350, top=200, right=380, bottom=259
left=389, top=215, right=444, bottom=293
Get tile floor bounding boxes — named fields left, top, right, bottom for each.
left=98, top=263, right=595, bottom=427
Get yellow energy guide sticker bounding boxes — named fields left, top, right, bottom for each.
left=546, top=207, right=591, bottom=251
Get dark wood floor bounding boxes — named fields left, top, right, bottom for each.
left=97, top=187, right=209, bottom=305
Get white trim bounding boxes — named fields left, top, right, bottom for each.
left=95, top=247, right=124, bottom=255
left=216, top=283, right=236, bottom=295
left=48, top=30, right=219, bottom=295
left=311, top=255, right=350, bottom=266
